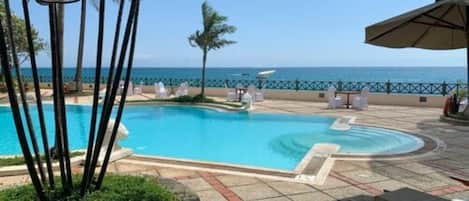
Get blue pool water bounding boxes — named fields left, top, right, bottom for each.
left=0, top=105, right=423, bottom=171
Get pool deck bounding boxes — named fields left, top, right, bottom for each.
left=1, top=93, right=469, bottom=200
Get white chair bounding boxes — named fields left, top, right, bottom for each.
left=133, top=81, right=143, bottom=95
left=175, top=82, right=189, bottom=97
left=118, top=80, right=125, bottom=95
left=247, top=85, right=257, bottom=102
left=241, top=92, right=253, bottom=109
left=127, top=81, right=134, bottom=96
left=99, top=88, right=106, bottom=99
left=154, top=82, right=168, bottom=98
left=225, top=83, right=237, bottom=102
left=352, top=87, right=369, bottom=110
left=247, top=84, right=265, bottom=102
left=327, top=86, right=343, bottom=109
left=459, top=98, right=468, bottom=113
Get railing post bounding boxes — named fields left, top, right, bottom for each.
left=338, top=80, right=343, bottom=91
left=442, top=81, right=447, bottom=96
left=295, top=79, right=299, bottom=91
left=386, top=80, right=391, bottom=94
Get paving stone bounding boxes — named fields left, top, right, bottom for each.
left=230, top=183, right=281, bottom=200
left=216, top=175, right=260, bottom=187
left=332, top=161, right=362, bottom=172
left=158, top=168, right=198, bottom=178
left=443, top=190, right=469, bottom=200
left=313, top=177, right=349, bottom=190
left=323, top=186, right=371, bottom=199
left=257, top=197, right=291, bottom=201
left=368, top=179, right=419, bottom=192
left=288, top=192, right=335, bottom=201
left=267, top=181, right=316, bottom=195
left=399, top=175, right=452, bottom=191
left=178, top=178, right=212, bottom=192
left=196, top=190, right=227, bottom=201
left=341, top=170, right=389, bottom=184
left=373, top=166, right=421, bottom=179
left=396, top=162, right=439, bottom=174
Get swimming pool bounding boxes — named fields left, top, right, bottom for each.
left=0, top=104, right=424, bottom=171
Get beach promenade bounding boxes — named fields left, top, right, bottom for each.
left=1, top=92, right=469, bottom=200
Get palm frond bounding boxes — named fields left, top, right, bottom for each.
left=189, top=1, right=236, bottom=51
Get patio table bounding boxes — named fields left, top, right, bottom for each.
left=335, top=91, right=360, bottom=109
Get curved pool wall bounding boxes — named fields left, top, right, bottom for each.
left=0, top=104, right=424, bottom=171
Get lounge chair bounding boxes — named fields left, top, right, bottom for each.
left=247, top=84, right=264, bottom=102
left=327, top=86, right=343, bottom=109
left=133, top=81, right=144, bottom=95
left=175, top=82, right=189, bottom=97
left=154, top=82, right=168, bottom=98
left=225, top=83, right=237, bottom=102
left=352, top=87, right=369, bottom=110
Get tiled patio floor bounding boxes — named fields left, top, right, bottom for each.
left=1, top=95, right=469, bottom=200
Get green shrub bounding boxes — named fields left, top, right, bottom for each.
left=0, top=175, right=176, bottom=201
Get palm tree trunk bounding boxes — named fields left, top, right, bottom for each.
left=201, top=49, right=207, bottom=96
left=74, top=0, right=86, bottom=92
left=58, top=4, right=64, bottom=69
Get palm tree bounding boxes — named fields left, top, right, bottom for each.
left=188, top=1, right=236, bottom=97
left=73, top=0, right=86, bottom=92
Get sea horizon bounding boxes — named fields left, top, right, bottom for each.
left=21, top=67, right=467, bottom=83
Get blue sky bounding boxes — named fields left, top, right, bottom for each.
left=10, top=0, right=467, bottom=68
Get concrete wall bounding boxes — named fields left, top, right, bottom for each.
left=37, top=83, right=446, bottom=108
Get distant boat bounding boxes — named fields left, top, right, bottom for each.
left=256, top=70, right=276, bottom=79
left=230, top=73, right=250, bottom=77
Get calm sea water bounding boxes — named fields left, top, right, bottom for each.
left=21, top=67, right=467, bottom=83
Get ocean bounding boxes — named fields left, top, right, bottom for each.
left=21, top=67, right=467, bottom=83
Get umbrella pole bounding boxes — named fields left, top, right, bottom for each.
left=467, top=7, right=469, bottom=99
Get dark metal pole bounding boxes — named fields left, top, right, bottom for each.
left=95, top=0, right=140, bottom=189
left=22, top=0, right=55, bottom=188
left=3, top=0, right=47, bottom=183
left=81, top=0, right=106, bottom=194
left=466, top=6, right=469, bottom=97
left=86, top=0, right=138, bottom=187
left=0, top=16, right=47, bottom=201
left=102, top=0, right=126, bottom=107
left=48, top=4, right=70, bottom=193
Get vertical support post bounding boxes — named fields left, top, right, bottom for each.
left=466, top=6, right=469, bottom=98
left=386, top=80, right=391, bottom=94
left=295, top=79, right=300, bottom=91
left=442, top=81, right=447, bottom=96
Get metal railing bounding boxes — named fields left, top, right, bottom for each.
left=23, top=75, right=465, bottom=96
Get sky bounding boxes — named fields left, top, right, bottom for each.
left=9, top=0, right=467, bottom=68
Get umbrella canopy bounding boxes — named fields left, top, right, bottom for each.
left=366, top=0, right=469, bottom=49
left=366, top=0, right=469, bottom=98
